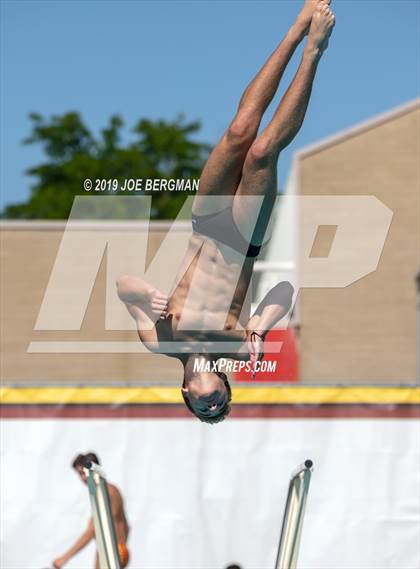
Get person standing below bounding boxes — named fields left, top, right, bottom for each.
left=52, top=452, right=130, bottom=569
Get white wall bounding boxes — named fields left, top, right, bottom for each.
left=1, top=418, right=419, bottom=569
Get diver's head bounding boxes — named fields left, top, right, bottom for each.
left=181, top=356, right=231, bottom=424
left=72, top=452, right=100, bottom=484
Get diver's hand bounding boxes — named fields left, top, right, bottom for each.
left=149, top=288, right=169, bottom=319
left=248, top=331, right=265, bottom=379
left=52, top=556, right=68, bottom=569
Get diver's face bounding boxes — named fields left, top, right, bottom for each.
left=182, top=373, right=227, bottom=413
left=76, top=465, right=87, bottom=484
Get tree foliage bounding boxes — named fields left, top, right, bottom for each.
left=2, top=112, right=211, bottom=219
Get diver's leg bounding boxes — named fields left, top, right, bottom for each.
left=233, top=3, right=335, bottom=242
left=193, top=1, right=323, bottom=214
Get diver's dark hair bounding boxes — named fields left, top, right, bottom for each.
left=182, top=371, right=232, bottom=424
left=72, top=452, right=100, bottom=470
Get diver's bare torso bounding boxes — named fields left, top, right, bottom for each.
left=132, top=233, right=254, bottom=359
left=107, top=483, right=129, bottom=544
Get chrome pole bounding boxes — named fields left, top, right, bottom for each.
left=84, top=461, right=121, bottom=569
left=275, top=459, right=314, bottom=569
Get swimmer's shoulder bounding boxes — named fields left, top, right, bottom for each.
left=138, top=315, right=186, bottom=362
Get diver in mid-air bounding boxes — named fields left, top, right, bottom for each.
left=117, top=0, right=336, bottom=423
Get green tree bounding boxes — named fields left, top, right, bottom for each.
left=2, top=112, right=211, bottom=220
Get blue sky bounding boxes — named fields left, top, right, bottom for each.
left=1, top=0, right=419, bottom=211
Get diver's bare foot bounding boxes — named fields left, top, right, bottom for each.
left=305, top=2, right=335, bottom=58
left=295, top=0, right=331, bottom=37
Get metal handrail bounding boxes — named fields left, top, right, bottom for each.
left=84, top=461, right=121, bottom=569
left=275, top=460, right=314, bottom=569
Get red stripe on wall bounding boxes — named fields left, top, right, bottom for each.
left=1, top=404, right=418, bottom=419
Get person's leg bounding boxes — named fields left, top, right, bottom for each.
left=193, top=0, right=325, bottom=215
left=233, top=3, right=335, bottom=243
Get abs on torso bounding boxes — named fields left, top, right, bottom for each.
left=168, top=235, right=254, bottom=332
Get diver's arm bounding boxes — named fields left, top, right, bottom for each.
left=116, top=276, right=168, bottom=316
left=116, top=275, right=155, bottom=304
left=251, top=303, right=288, bottom=335
left=239, top=282, right=294, bottom=378
left=251, top=281, right=294, bottom=333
